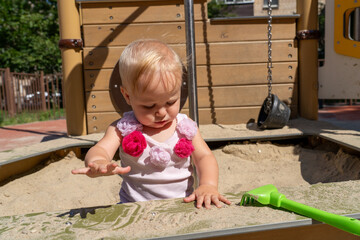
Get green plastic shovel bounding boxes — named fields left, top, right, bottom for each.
left=240, top=184, right=360, bottom=236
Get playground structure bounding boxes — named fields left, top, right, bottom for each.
left=319, top=0, right=360, bottom=99
left=1, top=0, right=360, bottom=239
left=58, top=0, right=319, bottom=135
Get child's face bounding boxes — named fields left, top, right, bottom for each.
left=121, top=72, right=181, bottom=129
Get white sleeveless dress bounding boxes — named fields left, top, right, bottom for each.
left=117, top=112, right=197, bottom=203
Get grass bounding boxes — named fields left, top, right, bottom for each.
left=0, top=109, right=65, bottom=127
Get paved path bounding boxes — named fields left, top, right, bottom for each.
left=318, top=105, right=360, bottom=132
left=0, top=119, right=67, bottom=152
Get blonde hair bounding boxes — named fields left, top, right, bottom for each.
left=119, top=39, right=183, bottom=94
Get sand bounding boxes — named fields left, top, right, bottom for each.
left=1, top=120, right=360, bottom=239
left=1, top=119, right=360, bottom=238
left=1, top=139, right=360, bottom=218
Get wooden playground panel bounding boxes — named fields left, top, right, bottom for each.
left=59, top=0, right=304, bottom=135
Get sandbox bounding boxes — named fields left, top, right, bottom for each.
left=1, top=119, right=360, bottom=239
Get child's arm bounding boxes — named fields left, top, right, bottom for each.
left=183, top=130, right=231, bottom=209
left=71, top=122, right=131, bottom=177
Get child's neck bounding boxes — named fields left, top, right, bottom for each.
left=142, top=119, right=177, bottom=142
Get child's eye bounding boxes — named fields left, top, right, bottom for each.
left=143, top=104, right=155, bottom=109
left=167, top=101, right=176, bottom=106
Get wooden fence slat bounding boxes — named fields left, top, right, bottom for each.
left=81, top=0, right=207, bottom=24
left=181, top=105, right=298, bottom=124
left=40, top=71, right=46, bottom=111
left=87, top=112, right=122, bottom=133
left=4, top=68, right=16, bottom=117
left=84, top=62, right=297, bottom=91
left=83, top=40, right=297, bottom=69
left=15, top=74, right=21, bottom=112
left=84, top=69, right=113, bottom=91
left=194, top=41, right=297, bottom=65
left=197, top=63, right=297, bottom=86
left=83, top=22, right=186, bottom=47
left=82, top=20, right=296, bottom=47
left=195, top=84, right=297, bottom=107
left=45, top=76, right=51, bottom=110
left=0, top=70, right=4, bottom=113
left=86, top=84, right=296, bottom=113
left=51, top=75, right=56, bottom=117
left=34, top=74, right=39, bottom=111
left=86, top=104, right=298, bottom=133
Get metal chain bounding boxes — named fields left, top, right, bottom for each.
left=266, top=0, right=273, bottom=113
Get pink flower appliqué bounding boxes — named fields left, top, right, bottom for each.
left=174, top=138, right=194, bottom=158
left=176, top=118, right=197, bottom=140
left=149, top=146, right=171, bottom=168
left=117, top=112, right=143, bottom=137
left=122, top=131, right=147, bottom=157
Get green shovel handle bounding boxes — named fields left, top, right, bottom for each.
left=280, top=197, right=360, bottom=236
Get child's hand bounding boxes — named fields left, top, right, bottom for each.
left=183, top=184, right=231, bottom=209
left=71, top=160, right=131, bottom=178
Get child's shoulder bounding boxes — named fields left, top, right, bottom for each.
left=176, top=113, right=198, bottom=140
left=176, top=113, right=190, bottom=122
left=116, top=111, right=143, bottom=137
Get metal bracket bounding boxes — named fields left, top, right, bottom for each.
left=296, top=30, right=321, bottom=40
left=58, top=39, right=83, bottom=49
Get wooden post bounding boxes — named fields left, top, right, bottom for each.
left=61, top=74, right=65, bottom=109
left=297, top=0, right=319, bottom=120
left=58, top=0, right=86, bottom=135
left=39, top=71, right=47, bottom=111
left=4, top=68, right=16, bottom=117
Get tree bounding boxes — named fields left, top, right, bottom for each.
left=208, top=0, right=226, bottom=18
left=207, top=0, right=242, bottom=19
left=0, top=0, right=61, bottom=74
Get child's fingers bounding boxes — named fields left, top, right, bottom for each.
left=196, top=195, right=205, bottom=208
left=99, top=165, right=108, bottom=173
left=106, top=163, right=116, bottom=173
left=112, top=166, right=131, bottom=175
left=183, top=193, right=196, bottom=203
left=219, top=195, right=231, bottom=205
left=71, top=168, right=90, bottom=175
left=204, top=195, right=212, bottom=209
left=100, top=162, right=117, bottom=174
left=87, top=162, right=99, bottom=173
left=89, top=162, right=115, bottom=175
left=211, top=195, right=222, bottom=208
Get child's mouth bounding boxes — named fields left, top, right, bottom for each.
left=155, top=120, right=167, bottom=125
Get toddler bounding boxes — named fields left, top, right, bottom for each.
left=72, top=39, right=230, bottom=209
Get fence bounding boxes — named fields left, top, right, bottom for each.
left=0, top=68, right=64, bottom=119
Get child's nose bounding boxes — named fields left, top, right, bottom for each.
left=155, top=107, right=166, bottom=118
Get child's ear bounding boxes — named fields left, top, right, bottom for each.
left=120, top=86, right=131, bottom=105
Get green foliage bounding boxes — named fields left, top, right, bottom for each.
left=208, top=0, right=226, bottom=18
left=207, top=0, right=239, bottom=18
left=0, top=0, right=61, bottom=74
left=318, top=3, right=325, bottom=60
left=0, top=109, right=65, bottom=127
